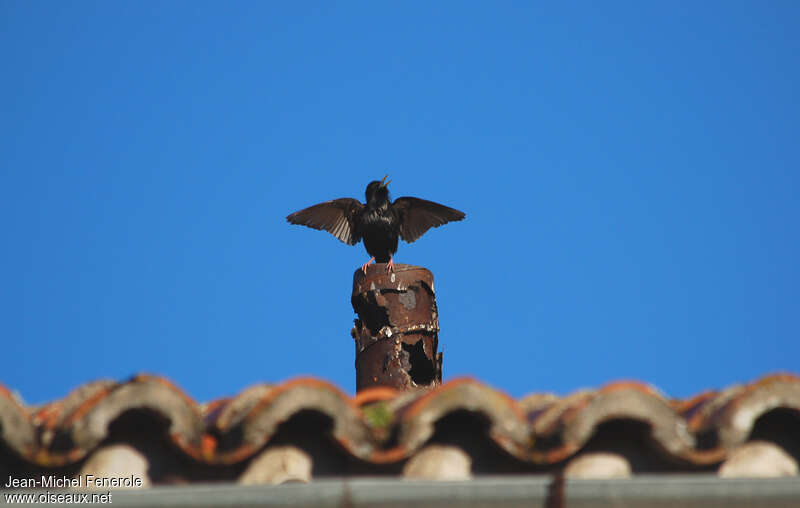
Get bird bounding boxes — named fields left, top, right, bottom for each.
left=286, top=175, right=465, bottom=273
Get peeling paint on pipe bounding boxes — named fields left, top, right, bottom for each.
left=351, top=263, right=443, bottom=392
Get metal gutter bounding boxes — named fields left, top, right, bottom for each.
left=4, top=475, right=799, bottom=507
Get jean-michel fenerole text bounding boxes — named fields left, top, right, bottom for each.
left=4, top=474, right=143, bottom=489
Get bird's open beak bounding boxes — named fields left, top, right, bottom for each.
left=380, top=174, right=391, bottom=187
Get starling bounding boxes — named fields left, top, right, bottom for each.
left=286, top=175, right=465, bottom=273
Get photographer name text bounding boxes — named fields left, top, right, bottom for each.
left=5, top=474, right=142, bottom=489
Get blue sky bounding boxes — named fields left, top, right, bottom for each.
left=2, top=2, right=798, bottom=404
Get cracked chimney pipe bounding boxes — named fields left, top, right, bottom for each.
left=351, top=263, right=443, bottom=392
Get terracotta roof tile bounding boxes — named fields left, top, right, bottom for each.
left=1, top=373, right=798, bottom=483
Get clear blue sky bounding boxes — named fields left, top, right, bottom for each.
left=2, top=2, right=798, bottom=404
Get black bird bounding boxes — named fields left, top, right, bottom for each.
left=287, top=175, right=465, bottom=273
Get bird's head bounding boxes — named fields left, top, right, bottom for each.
left=365, top=175, right=391, bottom=203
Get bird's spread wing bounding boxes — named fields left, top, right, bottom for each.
left=393, top=197, right=466, bottom=243
left=286, top=198, right=364, bottom=245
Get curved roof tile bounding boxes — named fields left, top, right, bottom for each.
left=1, top=373, right=798, bottom=473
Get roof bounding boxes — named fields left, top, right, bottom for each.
left=1, top=373, right=799, bottom=486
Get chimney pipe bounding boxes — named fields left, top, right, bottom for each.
left=351, top=263, right=443, bottom=392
